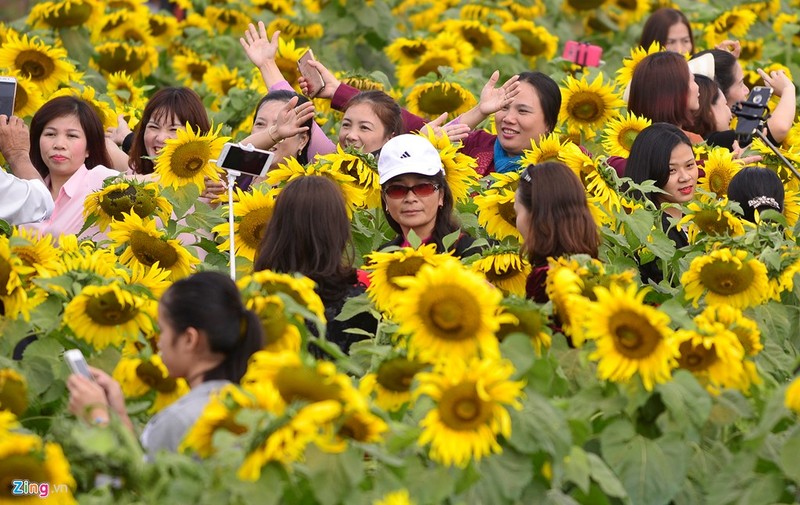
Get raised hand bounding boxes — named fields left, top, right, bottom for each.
left=106, top=114, right=132, bottom=146
left=275, top=96, right=315, bottom=139
left=478, top=71, right=520, bottom=115
left=240, top=21, right=278, bottom=68
left=758, top=68, right=795, bottom=97
left=421, top=113, right=471, bottom=143
left=715, top=39, right=742, bottom=58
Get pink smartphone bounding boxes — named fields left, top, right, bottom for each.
left=297, top=49, right=325, bottom=98
left=562, top=41, right=603, bottom=67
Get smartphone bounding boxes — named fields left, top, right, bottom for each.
left=0, top=76, right=17, bottom=117
left=297, top=49, right=325, bottom=98
left=64, top=349, right=95, bottom=382
left=216, top=142, right=275, bottom=177
left=562, top=41, right=603, bottom=67
left=733, top=86, right=773, bottom=144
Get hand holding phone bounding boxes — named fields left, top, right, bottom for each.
left=64, top=349, right=96, bottom=382
left=297, top=49, right=325, bottom=98
left=0, top=76, right=17, bottom=118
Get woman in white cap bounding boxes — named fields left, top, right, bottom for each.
left=377, top=134, right=480, bottom=258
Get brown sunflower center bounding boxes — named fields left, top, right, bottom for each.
left=0, top=454, right=49, bottom=497
left=497, top=199, right=517, bottom=227
left=257, top=301, right=291, bottom=346
left=438, top=382, right=492, bottom=430
left=43, top=2, right=94, bottom=27
left=421, top=286, right=481, bottom=340
left=85, top=290, right=138, bottom=326
left=95, top=43, right=150, bottom=74
left=385, top=257, right=427, bottom=289
left=135, top=361, right=178, bottom=393
left=699, top=260, right=754, bottom=295
left=238, top=207, right=272, bottom=251
left=566, top=0, right=606, bottom=10
left=376, top=358, right=424, bottom=392
left=461, top=26, right=493, bottom=50
left=0, top=372, right=29, bottom=416
left=169, top=142, right=210, bottom=178
left=677, top=341, right=717, bottom=372
left=513, top=30, right=546, bottom=57
left=693, top=210, right=731, bottom=235
left=414, top=56, right=453, bottom=80
left=12, top=247, right=39, bottom=269
left=620, top=127, right=641, bottom=152
left=610, top=310, right=662, bottom=359
left=569, top=92, right=605, bottom=123
left=129, top=230, right=179, bottom=269
left=497, top=307, right=542, bottom=341
left=16, top=50, right=55, bottom=81
left=418, top=84, right=468, bottom=117
left=339, top=415, right=370, bottom=441
left=274, top=366, right=341, bottom=404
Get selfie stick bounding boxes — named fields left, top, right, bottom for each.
left=754, top=129, right=800, bottom=181
left=225, top=169, right=239, bottom=280
left=734, top=101, right=800, bottom=181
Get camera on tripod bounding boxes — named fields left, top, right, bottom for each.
left=732, top=86, right=773, bottom=145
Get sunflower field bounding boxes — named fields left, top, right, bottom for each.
left=3, top=0, right=800, bottom=504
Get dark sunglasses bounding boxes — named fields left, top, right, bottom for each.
left=383, top=182, right=440, bottom=199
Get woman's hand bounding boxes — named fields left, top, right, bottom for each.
left=478, top=71, right=520, bottom=116
left=298, top=59, right=339, bottom=100
left=202, top=176, right=228, bottom=201
left=758, top=68, right=795, bottom=97
left=421, top=113, right=471, bottom=143
left=715, top=39, right=742, bottom=58
left=106, top=114, right=132, bottom=146
left=67, top=370, right=113, bottom=423
left=240, top=22, right=278, bottom=69
left=732, top=140, right=763, bottom=166
left=275, top=96, right=315, bottom=139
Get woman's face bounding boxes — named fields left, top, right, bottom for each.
left=144, top=108, right=182, bottom=158
left=156, top=304, right=188, bottom=379
left=494, top=81, right=549, bottom=156
left=253, top=100, right=309, bottom=168
left=659, top=142, right=698, bottom=206
left=711, top=89, right=733, bottom=132
left=339, top=102, right=390, bottom=153
left=687, top=70, right=700, bottom=112
left=513, top=189, right=531, bottom=244
left=383, top=174, right=443, bottom=239
left=39, top=114, right=88, bottom=179
left=725, top=62, right=749, bottom=107
left=665, top=22, right=692, bottom=55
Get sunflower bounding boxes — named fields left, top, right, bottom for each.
left=460, top=4, right=513, bottom=24
left=602, top=112, right=651, bottom=158
left=271, top=37, right=307, bottom=89
left=0, top=369, right=28, bottom=416
left=682, top=248, right=769, bottom=309
left=709, top=6, right=758, bottom=39
left=393, top=261, right=504, bottom=363
left=180, top=384, right=250, bottom=457
left=697, top=148, right=741, bottom=197
left=364, top=244, right=453, bottom=315
left=154, top=123, right=228, bottom=191
left=678, top=199, right=747, bottom=243
left=237, top=400, right=341, bottom=480
left=205, top=5, right=253, bottom=35
left=212, top=186, right=277, bottom=262
left=500, top=20, right=558, bottom=66
left=0, top=435, right=76, bottom=503
left=203, top=64, right=246, bottom=99
left=0, top=34, right=76, bottom=93
left=373, top=490, right=414, bottom=505
left=27, top=0, right=99, bottom=29
left=316, top=145, right=381, bottom=208
left=120, top=261, right=172, bottom=299
left=674, top=328, right=747, bottom=393
left=84, top=179, right=172, bottom=232
left=431, top=19, right=512, bottom=53
left=113, top=355, right=189, bottom=413
left=108, top=212, right=200, bottom=280
left=9, top=226, right=61, bottom=279
left=786, top=377, right=800, bottom=414
left=267, top=157, right=366, bottom=217
left=318, top=408, right=390, bottom=453
left=63, top=282, right=155, bottom=350
left=608, top=0, right=650, bottom=25
left=694, top=304, right=762, bottom=357
left=385, top=37, right=430, bottom=65
left=0, top=235, right=35, bottom=321
left=559, top=74, right=625, bottom=138
left=520, top=132, right=579, bottom=167
left=586, top=283, right=678, bottom=391
left=340, top=73, right=386, bottom=92
left=415, top=357, right=523, bottom=467
left=474, top=189, right=522, bottom=241
left=359, top=357, right=427, bottom=412
left=472, top=249, right=531, bottom=296
left=496, top=296, right=552, bottom=355
left=615, top=42, right=663, bottom=89
left=148, top=12, right=180, bottom=46
left=98, top=17, right=155, bottom=46
left=92, top=41, right=158, bottom=77
left=245, top=294, right=302, bottom=353
left=179, top=13, right=213, bottom=36
left=238, top=270, right=326, bottom=322
left=7, top=71, right=45, bottom=119
left=173, top=51, right=211, bottom=85
left=105, top=71, right=147, bottom=110
left=417, top=129, right=480, bottom=203
left=406, top=81, right=476, bottom=120
left=268, top=17, right=324, bottom=40
left=737, top=39, right=764, bottom=63
left=395, top=49, right=467, bottom=89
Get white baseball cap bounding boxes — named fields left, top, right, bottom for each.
left=378, top=134, right=444, bottom=185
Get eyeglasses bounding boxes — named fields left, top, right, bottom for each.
left=383, top=182, right=440, bottom=199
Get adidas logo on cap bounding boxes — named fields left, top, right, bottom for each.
left=399, top=151, right=411, bottom=159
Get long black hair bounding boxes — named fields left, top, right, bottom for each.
left=159, top=271, right=263, bottom=383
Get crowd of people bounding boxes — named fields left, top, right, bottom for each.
left=1, top=5, right=797, bottom=458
